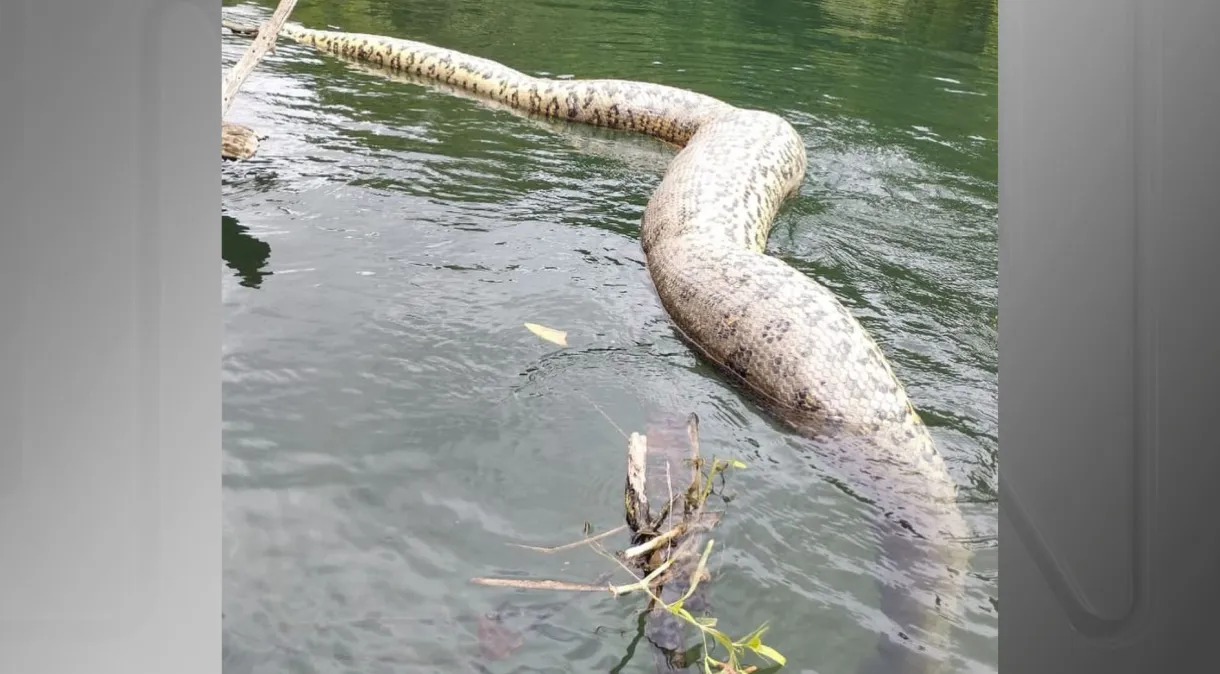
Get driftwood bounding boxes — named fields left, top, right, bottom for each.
left=220, top=0, right=298, bottom=159
left=222, top=122, right=261, bottom=160
left=470, top=415, right=715, bottom=595
left=469, top=414, right=730, bottom=672
left=470, top=577, right=612, bottom=592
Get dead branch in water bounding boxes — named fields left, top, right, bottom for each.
left=504, top=523, right=628, bottom=553
left=220, top=0, right=298, bottom=159
left=469, top=412, right=784, bottom=672
left=469, top=577, right=613, bottom=593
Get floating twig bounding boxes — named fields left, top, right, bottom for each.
left=506, top=524, right=628, bottom=553
left=622, top=522, right=688, bottom=560
left=470, top=577, right=613, bottom=593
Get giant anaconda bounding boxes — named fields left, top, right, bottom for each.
left=261, top=21, right=974, bottom=672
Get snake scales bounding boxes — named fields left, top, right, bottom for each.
left=261, top=21, right=973, bottom=672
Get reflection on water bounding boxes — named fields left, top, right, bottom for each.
left=221, top=0, right=997, bottom=672
left=222, top=214, right=274, bottom=289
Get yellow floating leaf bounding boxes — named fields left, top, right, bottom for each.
left=524, top=322, right=568, bottom=347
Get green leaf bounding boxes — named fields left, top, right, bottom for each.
left=750, top=643, right=787, bottom=666
left=730, top=459, right=748, bottom=469
left=739, top=623, right=770, bottom=648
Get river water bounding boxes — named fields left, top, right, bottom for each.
left=221, top=0, right=998, bottom=672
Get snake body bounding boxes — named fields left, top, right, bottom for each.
left=268, top=22, right=972, bottom=672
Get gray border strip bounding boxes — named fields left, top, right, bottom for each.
left=1000, top=0, right=1219, bottom=672
left=0, top=0, right=219, bottom=670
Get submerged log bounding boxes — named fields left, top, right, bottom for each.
left=623, top=413, right=721, bottom=671
left=469, top=412, right=732, bottom=671
left=222, top=122, right=260, bottom=161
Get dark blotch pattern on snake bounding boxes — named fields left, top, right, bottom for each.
left=272, top=22, right=973, bottom=672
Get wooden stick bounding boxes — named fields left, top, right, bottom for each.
left=686, top=412, right=701, bottom=464
left=622, top=522, right=687, bottom=560
left=222, top=0, right=298, bottom=117
left=684, top=412, right=702, bottom=515
left=505, top=524, right=628, bottom=553
left=470, top=577, right=612, bottom=592
left=624, top=432, right=650, bottom=534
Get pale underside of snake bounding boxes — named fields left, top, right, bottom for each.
left=257, top=21, right=975, bottom=673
